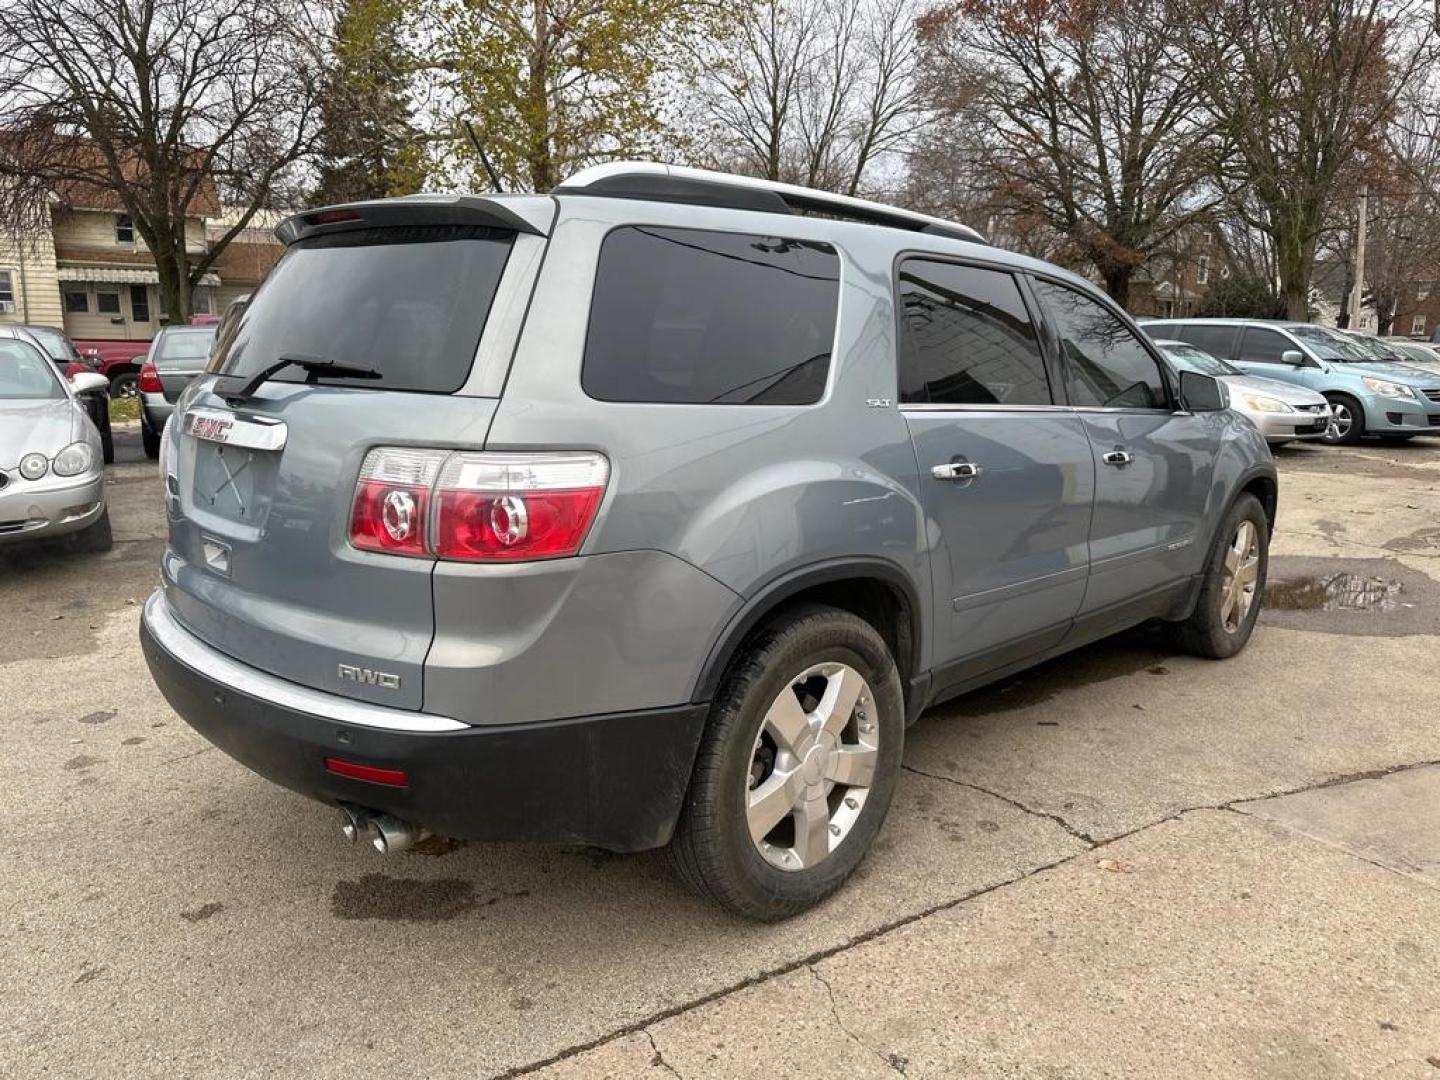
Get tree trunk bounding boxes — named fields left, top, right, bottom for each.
left=1100, top=265, right=1133, bottom=310
left=1276, top=232, right=1314, bottom=322
left=525, top=4, right=553, bottom=192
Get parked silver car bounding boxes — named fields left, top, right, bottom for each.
left=139, top=324, right=218, bottom=459
left=0, top=336, right=112, bottom=551
left=1153, top=340, right=1331, bottom=444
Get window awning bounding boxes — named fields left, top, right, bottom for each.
left=56, top=266, right=221, bottom=288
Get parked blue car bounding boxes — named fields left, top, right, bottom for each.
left=1142, top=318, right=1440, bottom=444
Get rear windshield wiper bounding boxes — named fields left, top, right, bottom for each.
left=219, top=354, right=382, bottom=400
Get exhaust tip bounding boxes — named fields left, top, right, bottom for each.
left=338, top=804, right=373, bottom=844
left=370, top=813, right=428, bottom=854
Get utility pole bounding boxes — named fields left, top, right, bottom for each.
left=1350, top=185, right=1368, bottom=327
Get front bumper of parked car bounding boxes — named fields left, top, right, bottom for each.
left=1359, top=392, right=1440, bottom=435
left=139, top=590, right=709, bottom=853
left=1243, top=407, right=1332, bottom=442
left=0, top=470, right=105, bottom=544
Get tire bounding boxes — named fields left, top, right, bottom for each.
left=110, top=371, right=139, bottom=399
left=668, top=604, right=905, bottom=920
left=67, top=506, right=114, bottom=554
left=1322, top=393, right=1364, bottom=445
left=100, top=425, right=115, bottom=465
left=1170, top=493, right=1268, bottom=659
left=141, top=418, right=161, bottom=460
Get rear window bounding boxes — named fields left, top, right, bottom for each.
left=210, top=225, right=513, bottom=393
left=22, top=325, right=75, bottom=362
left=582, top=226, right=840, bottom=405
left=154, top=327, right=216, bottom=369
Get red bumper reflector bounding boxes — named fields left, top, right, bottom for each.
left=324, top=757, right=409, bottom=788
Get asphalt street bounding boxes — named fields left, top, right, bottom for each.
left=3, top=426, right=1439, bottom=1079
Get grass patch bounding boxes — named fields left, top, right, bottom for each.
left=108, top=396, right=141, bottom=422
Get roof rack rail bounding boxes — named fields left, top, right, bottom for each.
left=553, top=162, right=986, bottom=245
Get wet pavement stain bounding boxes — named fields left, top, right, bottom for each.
left=1387, top=526, right=1440, bottom=553
left=63, top=755, right=102, bottom=771
left=330, top=874, right=477, bottom=922
left=1266, top=573, right=1403, bottom=612
left=1260, top=557, right=1440, bottom=637
left=77, top=710, right=115, bottom=725
left=121, top=736, right=146, bottom=746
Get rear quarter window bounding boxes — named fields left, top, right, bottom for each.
left=582, top=226, right=840, bottom=405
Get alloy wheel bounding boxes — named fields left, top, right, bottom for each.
left=1220, top=520, right=1261, bottom=633
left=746, top=662, right=878, bottom=872
left=1324, top=402, right=1352, bottom=442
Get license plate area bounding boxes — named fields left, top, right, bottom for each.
left=191, top=440, right=280, bottom=527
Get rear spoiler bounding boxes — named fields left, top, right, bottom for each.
left=275, top=194, right=551, bottom=246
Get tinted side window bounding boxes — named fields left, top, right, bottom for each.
left=1236, top=327, right=1290, bottom=364
left=896, top=260, right=1051, bottom=406
left=1031, top=280, right=1168, bottom=409
left=583, top=227, right=839, bottom=405
left=1179, top=323, right=1238, bottom=359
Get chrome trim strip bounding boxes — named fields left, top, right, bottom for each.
left=951, top=565, right=1088, bottom=613
left=183, top=407, right=288, bottom=451
left=142, top=591, right=469, bottom=733
left=901, top=403, right=1069, bottom=414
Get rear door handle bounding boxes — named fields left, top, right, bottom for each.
left=932, top=461, right=982, bottom=481
left=1102, top=449, right=1133, bottom=467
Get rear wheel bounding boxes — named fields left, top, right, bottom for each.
left=1170, top=493, right=1268, bottom=659
left=1322, top=393, right=1364, bottom=445
left=669, top=604, right=904, bottom=920
left=109, top=370, right=139, bottom=399
left=67, top=506, right=113, bottom=554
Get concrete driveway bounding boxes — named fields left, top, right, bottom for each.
left=3, top=429, right=1439, bottom=1079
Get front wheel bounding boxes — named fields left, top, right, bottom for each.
left=668, top=604, right=904, bottom=920
left=1322, top=394, right=1364, bottom=445
left=110, top=371, right=139, bottom=399
left=141, top=418, right=161, bottom=460
left=67, top=506, right=113, bottom=554
left=1170, top=493, right=1268, bottom=659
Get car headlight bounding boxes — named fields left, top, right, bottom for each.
left=1240, top=393, right=1294, bottom=414
left=1361, top=376, right=1415, bottom=399
left=19, top=453, right=49, bottom=480
left=52, top=441, right=95, bottom=477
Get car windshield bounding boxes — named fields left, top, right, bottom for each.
left=0, top=339, right=64, bottom=400
left=154, top=327, right=217, bottom=369
left=1389, top=341, right=1438, bottom=365
left=22, top=325, right=76, bottom=363
left=1160, top=343, right=1239, bottom=377
left=1287, top=326, right=1378, bottom=362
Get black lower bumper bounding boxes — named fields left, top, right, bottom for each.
left=141, top=617, right=709, bottom=852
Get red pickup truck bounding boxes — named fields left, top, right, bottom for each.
left=73, top=337, right=152, bottom=397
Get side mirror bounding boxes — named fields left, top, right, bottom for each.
left=1179, top=370, right=1226, bottom=412
left=1280, top=349, right=1306, bottom=366
left=69, top=371, right=110, bottom=396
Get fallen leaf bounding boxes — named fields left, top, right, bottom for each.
left=1096, top=858, right=1132, bottom=874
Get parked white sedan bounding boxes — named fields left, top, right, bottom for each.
left=1154, top=339, right=1332, bottom=445
left=0, top=336, right=112, bottom=551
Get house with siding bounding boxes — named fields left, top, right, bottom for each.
left=0, top=174, right=282, bottom=348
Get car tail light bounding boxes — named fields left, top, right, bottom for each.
left=433, top=452, right=610, bottom=562
left=348, top=449, right=609, bottom=562
left=138, top=361, right=162, bottom=393
left=348, top=448, right=447, bottom=556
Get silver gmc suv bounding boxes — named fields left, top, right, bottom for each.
left=141, top=164, right=1277, bottom=919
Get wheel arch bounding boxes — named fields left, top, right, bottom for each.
left=691, top=557, right=925, bottom=716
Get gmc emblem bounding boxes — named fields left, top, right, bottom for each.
left=190, top=415, right=234, bottom=442
left=337, top=663, right=401, bottom=690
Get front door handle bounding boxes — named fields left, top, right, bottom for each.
left=932, top=461, right=982, bottom=481
left=1102, top=448, right=1133, bottom=467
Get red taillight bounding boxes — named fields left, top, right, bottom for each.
left=138, top=361, right=162, bottom=394
left=308, top=208, right=364, bottom=226
left=433, top=452, right=609, bottom=562
left=348, top=449, right=610, bottom=562
left=348, top=448, right=447, bottom=556
left=324, top=758, right=408, bottom=788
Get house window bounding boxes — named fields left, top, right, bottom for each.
left=130, top=285, right=150, bottom=323
left=1412, top=314, right=1426, bottom=336
left=1418, top=286, right=1430, bottom=302
left=0, top=269, right=14, bottom=312
left=63, top=287, right=89, bottom=313
left=1197, top=255, right=1210, bottom=285
left=96, top=289, right=122, bottom=315
left=191, top=286, right=213, bottom=315
left=116, top=214, right=135, bottom=244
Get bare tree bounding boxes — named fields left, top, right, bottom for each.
left=0, top=0, right=322, bottom=321
left=915, top=0, right=1217, bottom=307
left=1184, top=0, right=1436, bottom=320
left=695, top=0, right=927, bottom=196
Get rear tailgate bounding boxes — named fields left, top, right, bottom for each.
left=161, top=201, right=548, bottom=710
left=152, top=327, right=217, bottom=403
